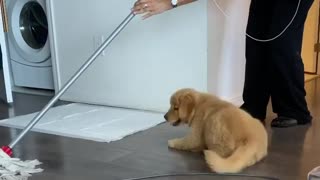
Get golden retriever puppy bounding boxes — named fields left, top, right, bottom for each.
left=164, top=88, right=268, bottom=173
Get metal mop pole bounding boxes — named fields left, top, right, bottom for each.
left=1, top=12, right=135, bottom=156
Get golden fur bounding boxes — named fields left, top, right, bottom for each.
left=164, top=88, right=268, bottom=173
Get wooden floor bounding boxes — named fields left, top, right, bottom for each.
left=0, top=78, right=320, bottom=180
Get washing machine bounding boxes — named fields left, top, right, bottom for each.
left=6, top=0, right=54, bottom=90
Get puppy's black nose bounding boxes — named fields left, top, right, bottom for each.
left=164, top=113, right=168, bottom=120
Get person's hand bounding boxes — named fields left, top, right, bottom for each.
left=131, top=0, right=173, bottom=19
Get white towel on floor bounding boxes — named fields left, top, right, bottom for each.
left=0, top=150, right=43, bottom=180
left=0, top=103, right=165, bottom=143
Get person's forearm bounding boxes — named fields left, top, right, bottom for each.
left=132, top=0, right=198, bottom=19
left=177, top=0, right=197, bottom=7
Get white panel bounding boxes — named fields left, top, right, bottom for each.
left=47, top=0, right=249, bottom=112
left=48, top=0, right=207, bottom=112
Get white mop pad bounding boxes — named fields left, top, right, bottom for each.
left=0, top=103, right=165, bottom=142
left=0, top=150, right=43, bottom=180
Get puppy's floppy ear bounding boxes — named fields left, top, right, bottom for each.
left=179, top=93, right=195, bottom=125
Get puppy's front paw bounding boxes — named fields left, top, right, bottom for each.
left=190, top=148, right=203, bottom=152
left=168, top=139, right=180, bottom=149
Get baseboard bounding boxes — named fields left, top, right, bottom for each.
left=305, top=74, right=320, bottom=82
left=12, top=86, right=54, bottom=97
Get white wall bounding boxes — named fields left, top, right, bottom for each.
left=47, top=0, right=250, bottom=112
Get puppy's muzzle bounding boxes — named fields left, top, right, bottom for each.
left=164, top=113, right=168, bottom=121
left=164, top=113, right=180, bottom=126
left=172, top=119, right=181, bottom=126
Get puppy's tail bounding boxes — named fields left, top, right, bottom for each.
left=204, top=140, right=266, bottom=173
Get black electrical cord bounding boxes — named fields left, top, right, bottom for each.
left=122, top=172, right=280, bottom=180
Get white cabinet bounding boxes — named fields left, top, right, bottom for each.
left=47, top=0, right=250, bottom=112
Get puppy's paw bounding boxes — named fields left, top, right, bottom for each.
left=168, top=138, right=180, bottom=149
left=190, top=148, right=203, bottom=153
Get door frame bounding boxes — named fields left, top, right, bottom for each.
left=305, top=4, right=320, bottom=75
left=0, top=0, right=13, bottom=103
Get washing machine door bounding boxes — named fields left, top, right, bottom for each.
left=8, top=0, right=50, bottom=64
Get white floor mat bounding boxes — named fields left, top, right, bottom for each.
left=0, top=103, right=165, bottom=142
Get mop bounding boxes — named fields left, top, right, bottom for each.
left=0, top=12, right=135, bottom=180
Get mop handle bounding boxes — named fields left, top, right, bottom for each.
left=8, top=12, right=136, bottom=148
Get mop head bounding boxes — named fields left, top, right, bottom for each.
left=0, top=149, right=43, bottom=180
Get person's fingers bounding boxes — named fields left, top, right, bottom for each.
left=132, top=7, right=144, bottom=14
left=142, top=11, right=156, bottom=19
left=134, top=0, right=151, bottom=9
left=132, top=4, right=146, bottom=14
left=132, top=0, right=152, bottom=14
left=132, top=0, right=140, bottom=10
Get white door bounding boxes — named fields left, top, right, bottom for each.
left=0, top=0, right=13, bottom=103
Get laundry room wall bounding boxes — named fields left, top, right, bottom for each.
left=47, top=0, right=250, bottom=112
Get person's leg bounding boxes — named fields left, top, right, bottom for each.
left=268, top=0, right=314, bottom=127
left=241, top=0, right=273, bottom=121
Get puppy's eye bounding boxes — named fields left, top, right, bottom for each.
left=174, top=107, right=179, bottom=111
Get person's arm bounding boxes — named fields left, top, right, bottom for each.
left=132, top=0, right=197, bottom=19
left=177, top=0, right=197, bottom=6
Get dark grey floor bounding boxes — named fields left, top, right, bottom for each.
left=0, top=78, right=320, bottom=180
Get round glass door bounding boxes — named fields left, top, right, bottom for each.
left=19, top=1, right=48, bottom=50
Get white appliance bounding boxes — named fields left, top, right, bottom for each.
left=6, top=0, right=54, bottom=90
